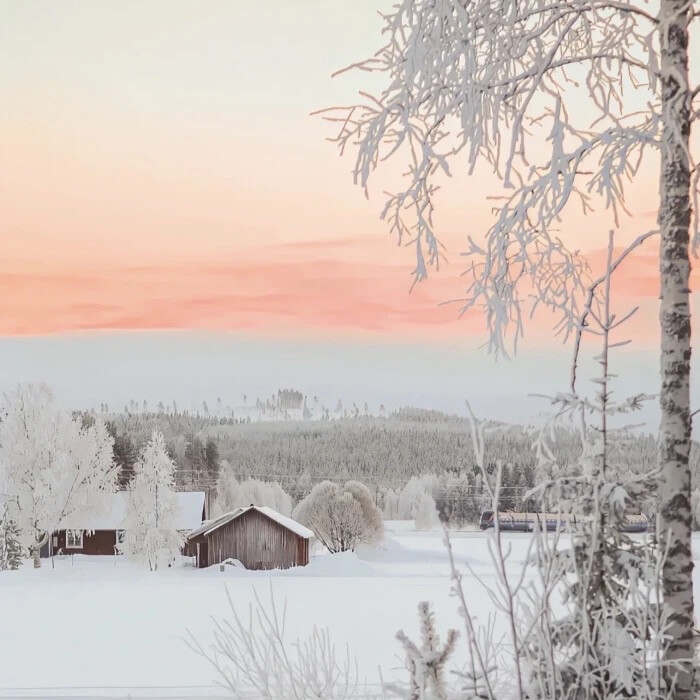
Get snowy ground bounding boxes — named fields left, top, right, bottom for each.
left=2, top=524, right=698, bottom=699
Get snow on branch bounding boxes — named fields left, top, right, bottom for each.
left=319, top=0, right=664, bottom=355
left=186, top=585, right=359, bottom=700
left=385, top=602, right=460, bottom=700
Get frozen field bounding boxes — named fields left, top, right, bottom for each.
left=3, top=525, right=700, bottom=699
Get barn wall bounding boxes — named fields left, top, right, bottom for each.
left=206, top=510, right=307, bottom=570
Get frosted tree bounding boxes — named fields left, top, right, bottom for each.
left=213, top=469, right=293, bottom=517
left=294, top=480, right=383, bottom=552
left=213, top=459, right=238, bottom=513
left=517, top=231, right=671, bottom=699
left=321, top=1, right=698, bottom=694
left=345, top=479, right=384, bottom=537
left=414, top=493, right=440, bottom=531
left=122, top=431, right=184, bottom=571
left=0, top=384, right=118, bottom=568
left=386, top=602, right=459, bottom=700
left=383, top=488, right=400, bottom=520
left=399, top=475, right=440, bottom=521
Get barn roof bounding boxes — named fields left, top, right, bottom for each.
left=69, top=491, right=206, bottom=531
left=187, top=507, right=246, bottom=539
left=188, top=505, right=314, bottom=540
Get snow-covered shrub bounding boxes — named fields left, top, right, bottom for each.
left=344, top=480, right=384, bottom=538
left=294, top=480, right=383, bottom=553
left=214, top=463, right=292, bottom=516
left=122, top=431, right=184, bottom=571
left=0, top=383, right=118, bottom=568
left=414, top=492, right=440, bottom=531
left=398, top=475, right=439, bottom=521
left=188, top=586, right=358, bottom=700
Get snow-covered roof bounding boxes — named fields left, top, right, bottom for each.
left=255, top=506, right=314, bottom=539
left=187, top=507, right=245, bottom=540
left=74, top=491, right=206, bottom=531
left=188, top=505, right=314, bottom=540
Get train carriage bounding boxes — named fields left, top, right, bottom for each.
left=479, top=510, right=648, bottom=533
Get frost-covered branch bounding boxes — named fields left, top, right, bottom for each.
left=570, top=228, right=658, bottom=394
left=187, top=585, right=359, bottom=700
left=319, top=0, right=663, bottom=355
left=527, top=227, right=674, bottom=699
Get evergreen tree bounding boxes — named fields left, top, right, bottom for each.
left=107, top=422, right=139, bottom=488
left=3, top=519, right=23, bottom=570
left=0, top=511, right=24, bottom=571
left=205, top=438, right=219, bottom=472
left=389, top=602, right=458, bottom=700
left=0, top=522, right=5, bottom=571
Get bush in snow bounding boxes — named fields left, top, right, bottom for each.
left=0, top=383, right=118, bottom=568
left=214, top=463, right=292, bottom=517
left=398, top=475, right=439, bottom=521
left=122, top=431, right=184, bottom=571
left=344, top=480, right=384, bottom=538
left=188, top=586, right=358, bottom=700
left=294, top=480, right=383, bottom=553
left=414, top=492, right=440, bottom=531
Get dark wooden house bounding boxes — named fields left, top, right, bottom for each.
left=185, top=505, right=314, bottom=570
left=44, top=491, right=207, bottom=558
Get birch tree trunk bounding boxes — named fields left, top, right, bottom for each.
left=658, top=1, right=694, bottom=696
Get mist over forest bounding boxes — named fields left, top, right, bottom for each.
left=94, top=389, right=677, bottom=525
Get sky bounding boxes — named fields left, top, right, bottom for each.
left=0, top=0, right=693, bottom=422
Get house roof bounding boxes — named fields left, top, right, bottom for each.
left=72, top=491, right=206, bottom=531
left=187, top=505, right=314, bottom=540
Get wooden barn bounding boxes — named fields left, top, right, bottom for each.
left=185, top=505, right=313, bottom=570
left=44, top=491, right=207, bottom=557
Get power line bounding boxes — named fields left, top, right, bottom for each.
left=172, top=471, right=531, bottom=491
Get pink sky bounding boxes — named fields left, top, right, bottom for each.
left=0, top=0, right=671, bottom=346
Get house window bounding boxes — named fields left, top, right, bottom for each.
left=66, top=530, right=83, bottom=549
left=116, top=530, right=125, bottom=545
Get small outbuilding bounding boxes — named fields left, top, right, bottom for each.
left=185, top=505, right=313, bottom=570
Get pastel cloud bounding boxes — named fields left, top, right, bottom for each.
left=3, top=232, right=692, bottom=344
left=0, top=2, right=673, bottom=348
left=0, top=241, right=485, bottom=339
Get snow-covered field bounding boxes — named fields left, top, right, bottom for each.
left=3, top=525, right=699, bottom=699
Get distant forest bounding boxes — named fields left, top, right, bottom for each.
left=96, top=401, right=681, bottom=523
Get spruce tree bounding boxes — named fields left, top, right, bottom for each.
left=0, top=523, right=6, bottom=571
left=389, top=602, right=458, bottom=700
left=0, top=515, right=23, bottom=571
left=4, top=519, right=23, bottom=570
